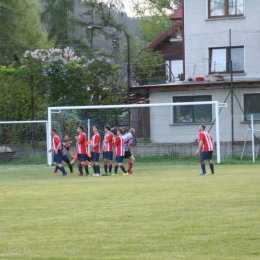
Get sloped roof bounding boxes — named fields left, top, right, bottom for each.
left=148, top=20, right=182, bottom=49
left=171, top=3, right=183, bottom=20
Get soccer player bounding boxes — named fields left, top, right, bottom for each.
left=60, top=135, right=75, bottom=174
left=102, top=125, right=114, bottom=176
left=113, top=127, right=128, bottom=175
left=195, top=124, right=215, bottom=176
left=123, top=128, right=135, bottom=174
left=75, top=125, right=89, bottom=176
left=48, top=129, right=67, bottom=176
left=91, top=125, right=101, bottom=176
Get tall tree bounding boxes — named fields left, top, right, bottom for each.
left=131, top=0, right=181, bottom=42
left=0, top=0, right=46, bottom=65
left=76, top=0, right=125, bottom=50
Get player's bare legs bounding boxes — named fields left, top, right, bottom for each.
left=127, top=155, right=135, bottom=174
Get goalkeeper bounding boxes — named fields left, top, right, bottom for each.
left=60, top=135, right=75, bottom=174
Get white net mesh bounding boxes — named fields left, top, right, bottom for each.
left=0, top=121, right=47, bottom=165
left=0, top=102, right=233, bottom=166
left=48, top=102, right=229, bottom=166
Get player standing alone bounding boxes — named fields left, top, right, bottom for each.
left=113, top=128, right=128, bottom=175
left=49, top=129, right=67, bottom=176
left=76, top=125, right=89, bottom=176
left=195, top=124, right=215, bottom=176
left=123, top=128, right=135, bottom=174
left=102, top=125, right=114, bottom=176
left=91, top=125, right=101, bottom=176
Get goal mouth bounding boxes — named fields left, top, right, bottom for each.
left=47, top=102, right=227, bottom=166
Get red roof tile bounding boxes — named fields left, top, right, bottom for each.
left=171, top=3, right=183, bottom=20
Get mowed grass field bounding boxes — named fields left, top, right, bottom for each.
left=0, top=163, right=259, bottom=260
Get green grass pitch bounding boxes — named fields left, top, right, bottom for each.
left=0, top=163, right=259, bottom=259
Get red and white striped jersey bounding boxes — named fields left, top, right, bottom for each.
left=199, top=131, right=213, bottom=151
left=52, top=135, right=61, bottom=150
left=114, top=136, right=125, bottom=156
left=92, top=134, right=101, bottom=153
left=103, top=132, right=114, bottom=152
left=77, top=133, right=87, bottom=154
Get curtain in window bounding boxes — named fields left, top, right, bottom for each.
left=229, top=0, right=244, bottom=15
left=231, top=47, right=244, bottom=71
left=211, top=48, right=226, bottom=72
left=210, top=0, right=225, bottom=16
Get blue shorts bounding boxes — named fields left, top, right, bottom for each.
left=62, top=155, right=70, bottom=163
left=54, top=150, right=63, bottom=164
left=115, top=155, right=124, bottom=163
left=91, top=152, right=100, bottom=162
left=200, top=151, right=213, bottom=161
left=103, top=151, right=113, bottom=160
left=78, top=154, right=87, bottom=161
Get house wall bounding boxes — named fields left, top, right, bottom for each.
left=149, top=87, right=260, bottom=143
left=184, top=0, right=260, bottom=80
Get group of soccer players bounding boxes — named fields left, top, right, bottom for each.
left=49, top=125, right=135, bottom=177
left=49, top=122, right=215, bottom=176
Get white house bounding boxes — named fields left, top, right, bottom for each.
left=184, top=0, right=260, bottom=80
left=130, top=0, right=260, bottom=156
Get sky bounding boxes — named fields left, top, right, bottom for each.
left=124, top=1, right=135, bottom=17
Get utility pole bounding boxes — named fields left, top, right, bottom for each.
left=112, top=31, right=120, bottom=64
left=87, top=25, right=119, bottom=63
left=229, top=29, right=234, bottom=156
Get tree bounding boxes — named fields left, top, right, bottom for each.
left=76, top=0, right=125, bottom=50
left=131, top=0, right=181, bottom=42
left=21, top=47, right=126, bottom=106
left=0, top=68, right=32, bottom=120
left=0, top=0, right=47, bottom=66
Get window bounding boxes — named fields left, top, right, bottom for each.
left=173, top=96, right=212, bottom=123
left=209, top=46, right=244, bottom=74
left=244, top=94, right=260, bottom=121
left=209, top=0, right=244, bottom=18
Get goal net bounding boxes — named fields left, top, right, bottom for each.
left=47, top=101, right=230, bottom=166
left=0, top=121, right=48, bottom=165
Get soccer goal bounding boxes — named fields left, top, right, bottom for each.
left=47, top=101, right=229, bottom=166
left=0, top=120, right=48, bottom=165
left=240, top=114, right=260, bottom=162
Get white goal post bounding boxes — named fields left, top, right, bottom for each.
left=47, top=101, right=227, bottom=166
left=240, top=114, right=260, bottom=162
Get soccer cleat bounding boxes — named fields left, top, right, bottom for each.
left=86, top=173, right=89, bottom=177
left=199, top=172, right=207, bottom=176
left=123, top=172, right=129, bottom=176
left=71, top=171, right=76, bottom=174
left=62, top=172, right=67, bottom=177
left=127, top=170, right=134, bottom=174
left=93, top=173, right=100, bottom=177
left=111, top=173, right=117, bottom=176
left=102, top=173, right=110, bottom=176
left=78, top=173, right=83, bottom=176
left=53, top=172, right=58, bottom=176
left=211, top=172, right=215, bottom=175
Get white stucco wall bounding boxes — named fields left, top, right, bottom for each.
left=184, top=0, right=260, bottom=80
left=149, top=88, right=260, bottom=143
